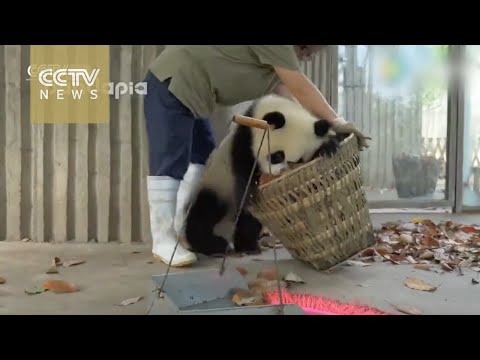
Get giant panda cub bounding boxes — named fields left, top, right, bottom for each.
left=184, top=94, right=340, bottom=256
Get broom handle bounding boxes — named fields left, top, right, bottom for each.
left=232, top=115, right=269, bottom=130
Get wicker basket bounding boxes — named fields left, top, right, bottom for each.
left=249, top=133, right=375, bottom=271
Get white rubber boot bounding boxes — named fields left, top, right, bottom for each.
left=174, top=163, right=206, bottom=240
left=147, top=176, right=197, bottom=267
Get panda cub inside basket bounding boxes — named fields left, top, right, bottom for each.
left=249, top=133, right=375, bottom=271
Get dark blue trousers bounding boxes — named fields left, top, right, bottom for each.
left=143, top=71, right=216, bottom=180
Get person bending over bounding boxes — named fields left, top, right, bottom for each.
left=143, top=45, right=370, bottom=267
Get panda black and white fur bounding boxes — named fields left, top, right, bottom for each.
left=184, top=94, right=340, bottom=256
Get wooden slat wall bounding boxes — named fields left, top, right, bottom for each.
left=0, top=45, right=336, bottom=243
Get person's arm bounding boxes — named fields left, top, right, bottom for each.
left=273, top=66, right=345, bottom=126
left=273, top=66, right=371, bottom=150
left=249, top=45, right=370, bottom=149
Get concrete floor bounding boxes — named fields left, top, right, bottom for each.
left=1, top=212, right=479, bottom=315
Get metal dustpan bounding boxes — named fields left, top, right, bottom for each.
left=147, top=114, right=304, bottom=315
left=147, top=267, right=305, bottom=315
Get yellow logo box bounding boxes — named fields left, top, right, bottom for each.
left=29, top=45, right=110, bottom=124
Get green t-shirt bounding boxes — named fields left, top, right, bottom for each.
left=149, top=45, right=301, bottom=119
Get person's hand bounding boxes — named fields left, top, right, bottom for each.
left=331, top=117, right=371, bottom=151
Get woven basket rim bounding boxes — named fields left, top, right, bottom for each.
left=257, top=133, right=356, bottom=190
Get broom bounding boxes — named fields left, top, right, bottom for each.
left=265, top=289, right=393, bottom=315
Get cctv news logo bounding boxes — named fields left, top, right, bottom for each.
left=27, top=64, right=147, bottom=100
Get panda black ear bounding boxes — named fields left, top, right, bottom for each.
left=314, top=119, right=332, bottom=137
left=262, top=111, right=285, bottom=130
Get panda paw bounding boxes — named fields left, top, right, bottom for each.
left=319, top=142, right=339, bottom=157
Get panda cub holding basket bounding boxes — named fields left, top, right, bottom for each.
left=184, top=94, right=341, bottom=256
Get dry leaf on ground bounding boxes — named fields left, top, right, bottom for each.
left=248, top=278, right=267, bottom=289
left=282, top=272, right=305, bottom=284
left=399, top=234, right=414, bottom=244
left=422, top=236, right=440, bottom=248
left=25, top=285, right=47, bottom=295
left=405, top=256, right=417, bottom=264
left=414, top=264, right=433, bottom=271
left=236, top=266, right=248, bottom=277
left=358, top=219, right=480, bottom=274
left=398, top=222, right=418, bottom=232
left=391, top=303, right=423, bottom=315
left=460, top=226, right=478, bottom=233
left=118, top=296, right=143, bottom=306
left=51, top=257, right=62, bottom=267
left=419, top=250, right=434, bottom=260
left=42, top=280, right=79, bottom=293
left=231, top=289, right=259, bottom=306
left=459, top=259, right=473, bottom=268
left=257, top=269, right=278, bottom=281
left=411, top=217, right=427, bottom=223
left=63, top=259, right=86, bottom=267
left=0, top=277, right=5, bottom=284
left=346, top=260, right=371, bottom=267
left=361, top=248, right=376, bottom=257
left=248, top=279, right=285, bottom=295
left=46, top=266, right=59, bottom=274
left=266, top=280, right=287, bottom=290
left=404, top=277, right=437, bottom=292
left=249, top=285, right=266, bottom=296
left=441, top=262, right=454, bottom=272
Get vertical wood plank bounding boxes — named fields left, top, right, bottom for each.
left=72, top=47, right=90, bottom=243
left=51, top=46, right=69, bottom=243
left=117, top=45, right=133, bottom=243
left=27, top=42, right=43, bottom=243
left=52, top=127, right=69, bottom=242
left=4, top=45, right=22, bottom=242
left=132, top=45, right=150, bottom=243
left=75, top=124, right=89, bottom=242
left=32, top=123, right=45, bottom=242
left=0, top=45, right=6, bottom=240
left=131, top=45, right=142, bottom=243
left=20, top=46, right=33, bottom=240
left=95, top=123, right=111, bottom=242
